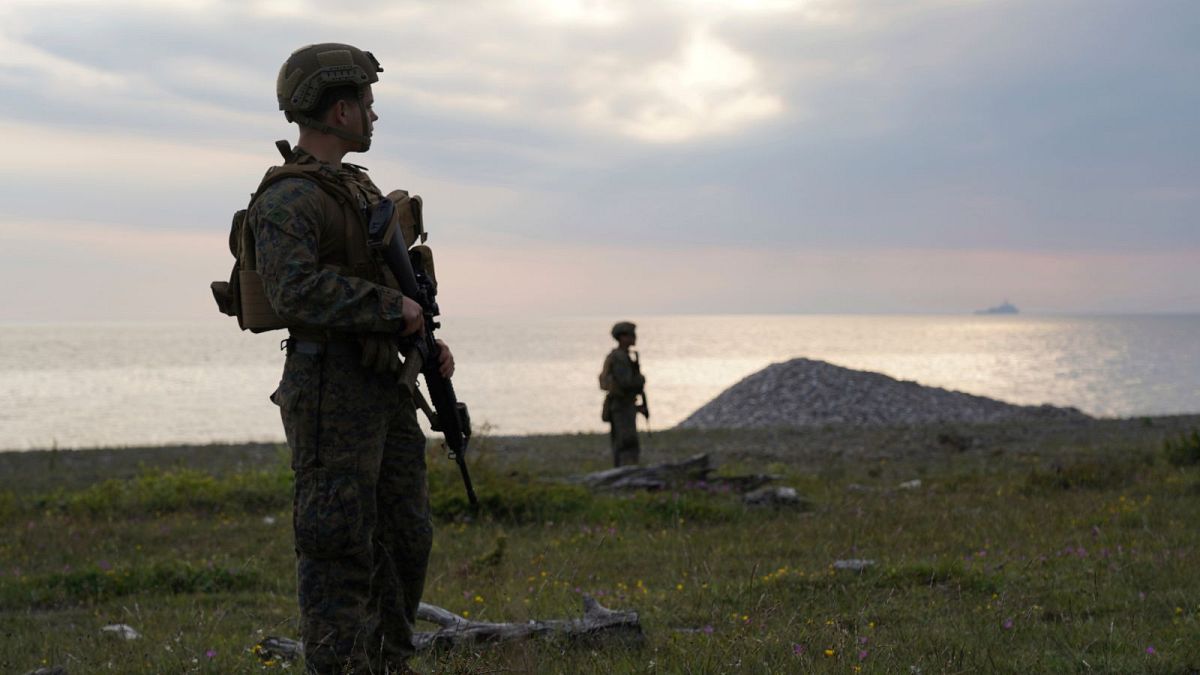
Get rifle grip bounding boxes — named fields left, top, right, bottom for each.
left=398, top=346, right=423, bottom=394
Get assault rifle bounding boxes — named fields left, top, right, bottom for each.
left=631, top=351, right=650, bottom=420
left=367, top=198, right=478, bottom=508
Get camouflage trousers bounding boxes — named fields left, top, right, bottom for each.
left=608, top=399, right=640, bottom=467
left=272, top=347, right=432, bottom=675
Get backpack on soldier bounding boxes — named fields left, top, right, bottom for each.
left=210, top=142, right=325, bottom=333
left=210, top=203, right=286, bottom=333
left=598, top=352, right=615, bottom=391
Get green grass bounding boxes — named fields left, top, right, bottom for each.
left=2, top=419, right=1200, bottom=673
left=1164, top=428, right=1200, bottom=467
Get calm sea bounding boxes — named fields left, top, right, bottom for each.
left=1, top=315, right=1198, bottom=451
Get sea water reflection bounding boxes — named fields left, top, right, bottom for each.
left=0, top=314, right=1197, bottom=450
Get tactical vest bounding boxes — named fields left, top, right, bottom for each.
left=211, top=141, right=425, bottom=333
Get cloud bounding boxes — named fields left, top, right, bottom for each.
left=0, top=0, right=1198, bottom=317
left=0, top=32, right=131, bottom=97
left=517, top=0, right=629, bottom=27
left=578, top=27, right=784, bottom=142
left=0, top=119, right=270, bottom=231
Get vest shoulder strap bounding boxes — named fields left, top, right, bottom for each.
left=250, top=149, right=357, bottom=209
left=252, top=163, right=342, bottom=205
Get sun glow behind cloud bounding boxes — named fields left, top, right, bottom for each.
left=581, top=28, right=784, bottom=142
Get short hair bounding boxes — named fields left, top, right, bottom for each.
left=310, top=85, right=362, bottom=124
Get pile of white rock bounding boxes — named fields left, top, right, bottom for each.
left=677, top=358, right=1089, bottom=430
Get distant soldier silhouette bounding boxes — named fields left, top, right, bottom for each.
left=599, top=321, right=648, bottom=466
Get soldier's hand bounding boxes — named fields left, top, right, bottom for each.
left=400, top=296, right=425, bottom=336
left=436, top=339, right=455, bottom=378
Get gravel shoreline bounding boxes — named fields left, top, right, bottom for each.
left=678, top=358, right=1090, bottom=430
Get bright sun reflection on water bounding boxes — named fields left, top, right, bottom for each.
left=1, top=314, right=1198, bottom=450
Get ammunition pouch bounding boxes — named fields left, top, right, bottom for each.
left=386, top=189, right=426, bottom=247
left=211, top=208, right=287, bottom=332
left=368, top=194, right=438, bottom=289
left=238, top=269, right=286, bottom=331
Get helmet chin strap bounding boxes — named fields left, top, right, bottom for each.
left=356, top=99, right=372, bottom=152
left=292, top=95, right=372, bottom=152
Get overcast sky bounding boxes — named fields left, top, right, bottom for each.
left=0, top=0, right=1196, bottom=320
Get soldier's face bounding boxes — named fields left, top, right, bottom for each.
left=358, top=86, right=378, bottom=135
left=334, top=86, right=377, bottom=151
left=342, top=86, right=377, bottom=150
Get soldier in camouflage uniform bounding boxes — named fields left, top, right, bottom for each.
left=600, top=321, right=647, bottom=467
left=249, top=44, right=452, bottom=674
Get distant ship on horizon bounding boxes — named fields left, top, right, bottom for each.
left=975, top=300, right=1019, bottom=315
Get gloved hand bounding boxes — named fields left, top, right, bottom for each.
left=359, top=334, right=401, bottom=374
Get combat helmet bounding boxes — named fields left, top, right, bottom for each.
left=611, top=321, right=637, bottom=339
left=277, top=43, right=383, bottom=150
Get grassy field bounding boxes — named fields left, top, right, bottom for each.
left=2, top=416, right=1199, bottom=674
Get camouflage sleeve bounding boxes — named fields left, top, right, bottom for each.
left=249, top=178, right=405, bottom=332
left=610, top=352, right=645, bottom=395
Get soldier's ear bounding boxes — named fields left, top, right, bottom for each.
left=333, top=99, right=352, bottom=125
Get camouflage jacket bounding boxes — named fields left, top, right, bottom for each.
left=247, top=149, right=406, bottom=334
left=603, top=348, right=645, bottom=402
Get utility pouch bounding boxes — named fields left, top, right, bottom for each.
left=211, top=209, right=247, bottom=320
left=211, top=207, right=287, bottom=332
left=411, top=244, right=437, bottom=287
left=210, top=279, right=235, bottom=316
left=386, top=190, right=425, bottom=247
left=238, top=269, right=285, bottom=331
left=370, top=193, right=436, bottom=289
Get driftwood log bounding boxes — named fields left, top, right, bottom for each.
left=572, top=453, right=777, bottom=493
left=743, top=485, right=811, bottom=509
left=414, top=594, right=642, bottom=650
left=252, top=596, right=642, bottom=663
